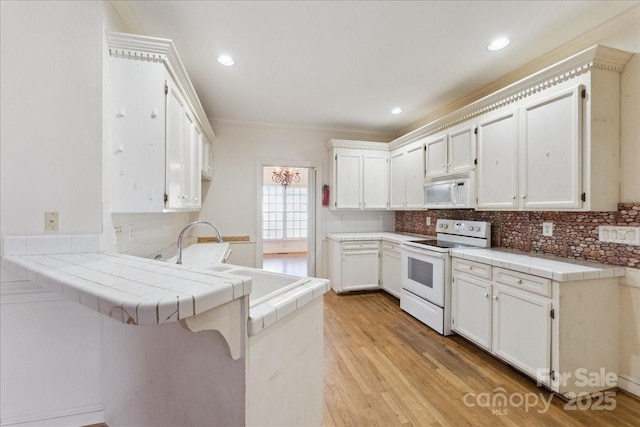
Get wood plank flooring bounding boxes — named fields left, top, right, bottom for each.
left=322, top=290, right=640, bottom=427
left=262, top=252, right=308, bottom=276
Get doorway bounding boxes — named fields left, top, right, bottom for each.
left=257, top=163, right=318, bottom=276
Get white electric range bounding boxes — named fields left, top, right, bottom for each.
left=400, top=219, right=491, bottom=335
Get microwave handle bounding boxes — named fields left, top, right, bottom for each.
left=450, top=183, right=458, bottom=206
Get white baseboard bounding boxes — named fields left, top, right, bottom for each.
left=0, top=404, right=104, bottom=427
left=618, top=373, right=640, bottom=398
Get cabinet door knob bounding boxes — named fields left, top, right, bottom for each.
left=483, top=293, right=489, bottom=298
left=493, top=295, right=498, bottom=300
left=510, top=195, right=516, bottom=199
left=467, top=265, right=472, bottom=270
left=515, top=278, right=522, bottom=284
left=520, top=194, right=527, bottom=199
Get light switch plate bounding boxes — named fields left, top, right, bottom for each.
left=599, top=226, right=640, bottom=245
left=45, top=212, right=59, bottom=231
left=542, top=222, right=553, bottom=237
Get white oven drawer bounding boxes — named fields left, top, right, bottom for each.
left=401, top=290, right=445, bottom=335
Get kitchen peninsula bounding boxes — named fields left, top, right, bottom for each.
left=1, top=247, right=329, bottom=426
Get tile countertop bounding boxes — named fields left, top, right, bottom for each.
left=326, top=232, right=428, bottom=243
left=1, top=252, right=250, bottom=325
left=451, top=248, right=626, bottom=282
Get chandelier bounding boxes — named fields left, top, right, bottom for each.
left=272, top=167, right=300, bottom=187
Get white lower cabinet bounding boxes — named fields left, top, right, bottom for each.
left=380, top=242, right=401, bottom=298
left=451, top=273, right=492, bottom=350
left=329, top=240, right=379, bottom=293
left=451, top=257, right=619, bottom=396
left=491, top=284, right=551, bottom=380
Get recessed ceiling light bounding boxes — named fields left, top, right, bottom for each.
left=487, top=37, right=510, bottom=51
left=217, top=54, right=235, bottom=66
left=391, top=107, right=403, bottom=115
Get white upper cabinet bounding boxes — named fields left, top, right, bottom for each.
left=327, top=140, right=389, bottom=210
left=477, top=111, right=519, bottom=210
left=519, top=87, right=583, bottom=210
left=477, top=86, right=583, bottom=211
left=362, top=153, right=389, bottom=209
left=200, top=131, right=213, bottom=181
left=334, top=151, right=361, bottom=209
left=391, top=45, right=630, bottom=212
left=111, top=58, right=166, bottom=213
left=107, top=32, right=215, bottom=213
left=389, top=140, right=425, bottom=209
left=425, top=125, right=475, bottom=179
left=424, top=134, right=448, bottom=178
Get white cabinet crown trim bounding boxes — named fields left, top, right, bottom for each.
left=106, top=32, right=215, bottom=143
left=326, top=139, right=390, bottom=151
left=390, top=45, right=632, bottom=150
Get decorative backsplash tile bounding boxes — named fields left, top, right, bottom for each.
left=395, top=203, right=640, bottom=267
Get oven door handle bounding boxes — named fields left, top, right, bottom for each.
left=401, top=246, right=446, bottom=259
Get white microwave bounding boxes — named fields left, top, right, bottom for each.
left=424, top=177, right=474, bottom=209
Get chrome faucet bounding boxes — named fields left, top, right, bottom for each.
left=176, top=221, right=223, bottom=264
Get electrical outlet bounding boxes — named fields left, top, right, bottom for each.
left=599, top=225, right=640, bottom=245
left=542, top=222, right=553, bottom=237
left=426, top=217, right=431, bottom=226
left=45, top=212, right=59, bottom=231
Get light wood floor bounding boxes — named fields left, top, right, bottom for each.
left=263, top=252, right=308, bottom=276
left=322, top=290, right=640, bottom=427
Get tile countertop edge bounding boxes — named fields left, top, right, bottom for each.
left=1, top=252, right=250, bottom=325
left=450, top=248, right=626, bottom=282
left=326, top=232, right=429, bottom=243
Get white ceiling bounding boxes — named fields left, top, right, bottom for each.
left=124, top=1, right=640, bottom=137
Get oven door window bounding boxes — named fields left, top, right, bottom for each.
left=408, top=257, right=434, bottom=288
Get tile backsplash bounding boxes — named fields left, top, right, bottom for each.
left=109, top=211, right=196, bottom=259
left=396, top=203, right=640, bottom=268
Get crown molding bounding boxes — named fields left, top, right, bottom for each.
left=210, top=117, right=395, bottom=141
left=106, top=31, right=216, bottom=142
left=326, top=139, right=391, bottom=152
left=390, top=45, right=633, bottom=149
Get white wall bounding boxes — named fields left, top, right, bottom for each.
left=198, top=120, right=395, bottom=269
left=0, top=1, right=104, bottom=237
left=0, top=2, right=106, bottom=425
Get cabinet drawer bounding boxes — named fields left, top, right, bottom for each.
left=382, top=242, right=401, bottom=253
left=342, top=241, right=379, bottom=251
left=452, top=258, right=491, bottom=280
left=493, top=267, right=551, bottom=297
